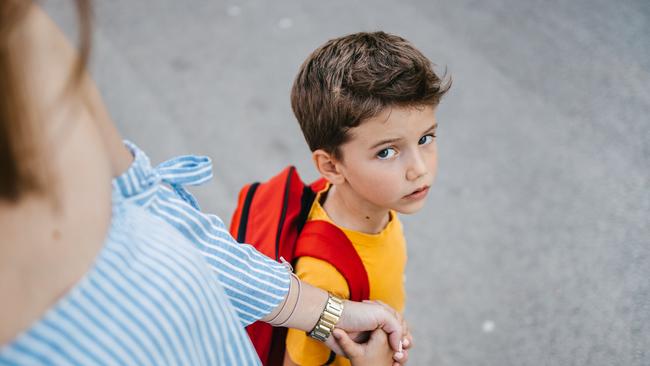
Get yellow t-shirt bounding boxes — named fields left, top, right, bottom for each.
left=285, top=190, right=407, bottom=366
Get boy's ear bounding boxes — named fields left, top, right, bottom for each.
left=312, top=149, right=346, bottom=185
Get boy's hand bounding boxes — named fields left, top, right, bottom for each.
left=333, top=328, right=407, bottom=366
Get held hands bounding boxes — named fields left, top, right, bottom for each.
left=333, top=328, right=395, bottom=366
left=324, top=300, right=413, bottom=365
left=331, top=324, right=413, bottom=366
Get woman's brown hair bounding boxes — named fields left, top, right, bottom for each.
left=0, top=0, right=92, bottom=201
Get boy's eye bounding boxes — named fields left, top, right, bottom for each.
left=377, top=148, right=397, bottom=160
left=419, top=134, right=435, bottom=145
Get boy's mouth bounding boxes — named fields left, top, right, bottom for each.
left=404, top=186, right=430, bottom=200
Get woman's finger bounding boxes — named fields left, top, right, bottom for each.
left=375, top=301, right=412, bottom=352
left=367, top=327, right=388, bottom=344
left=377, top=305, right=404, bottom=353
left=372, top=301, right=410, bottom=354
left=376, top=301, right=404, bottom=331
left=337, top=300, right=403, bottom=353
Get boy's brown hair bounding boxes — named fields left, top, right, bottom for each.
left=291, top=31, right=451, bottom=159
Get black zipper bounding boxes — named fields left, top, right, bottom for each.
left=275, top=167, right=295, bottom=261
left=236, top=182, right=260, bottom=243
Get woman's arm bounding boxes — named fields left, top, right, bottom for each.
left=70, top=10, right=405, bottom=359
left=35, top=5, right=406, bottom=364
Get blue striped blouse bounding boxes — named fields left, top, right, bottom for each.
left=0, top=142, right=290, bottom=365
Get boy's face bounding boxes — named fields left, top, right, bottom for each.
left=335, top=104, right=438, bottom=214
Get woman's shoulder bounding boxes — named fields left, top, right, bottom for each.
left=108, top=201, right=216, bottom=280
left=0, top=202, right=256, bottom=365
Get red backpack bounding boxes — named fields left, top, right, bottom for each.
left=230, top=166, right=370, bottom=365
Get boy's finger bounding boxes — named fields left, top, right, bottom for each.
left=403, top=331, right=413, bottom=349
left=392, top=348, right=409, bottom=364
left=393, top=351, right=405, bottom=363
left=401, top=319, right=413, bottom=349
left=324, top=336, right=345, bottom=356
left=401, top=350, right=409, bottom=365
left=333, top=329, right=361, bottom=358
left=394, top=349, right=409, bottom=364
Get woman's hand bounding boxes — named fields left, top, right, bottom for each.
left=332, top=328, right=403, bottom=366
left=267, top=280, right=407, bottom=361
left=369, top=300, right=414, bottom=355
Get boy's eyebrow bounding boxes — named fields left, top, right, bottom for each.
left=424, top=123, right=438, bottom=134
left=370, top=137, right=403, bottom=150
left=369, top=123, right=438, bottom=150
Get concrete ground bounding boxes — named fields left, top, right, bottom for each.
left=47, top=1, right=649, bottom=365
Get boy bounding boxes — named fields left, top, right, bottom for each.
left=284, top=31, right=450, bottom=365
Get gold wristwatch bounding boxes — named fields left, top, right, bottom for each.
left=308, top=293, right=344, bottom=342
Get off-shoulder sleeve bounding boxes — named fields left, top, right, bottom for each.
left=112, top=141, right=290, bottom=326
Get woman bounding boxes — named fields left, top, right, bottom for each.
left=0, top=2, right=410, bottom=365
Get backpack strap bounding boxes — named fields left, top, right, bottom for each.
left=294, top=220, right=370, bottom=302
left=309, top=177, right=329, bottom=194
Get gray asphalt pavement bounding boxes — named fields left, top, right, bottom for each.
left=47, top=1, right=650, bottom=365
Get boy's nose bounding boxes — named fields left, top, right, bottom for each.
left=406, top=152, right=428, bottom=181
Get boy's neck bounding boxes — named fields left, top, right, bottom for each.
left=321, top=184, right=390, bottom=235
